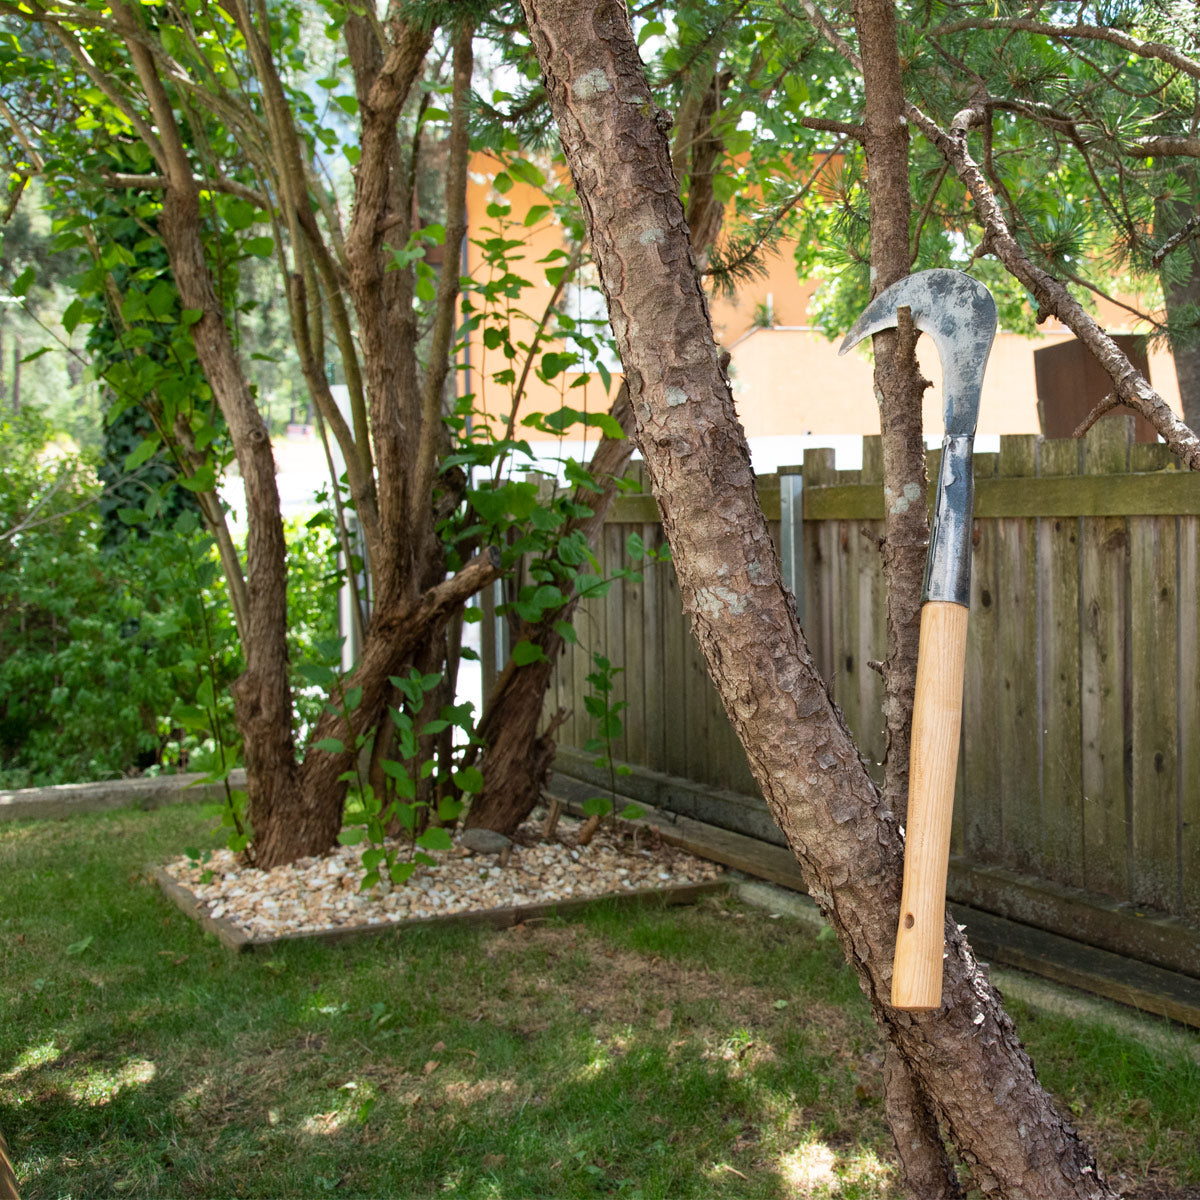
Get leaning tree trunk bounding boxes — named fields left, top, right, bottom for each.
left=466, top=384, right=634, bottom=835
left=519, top=2, right=1115, bottom=1196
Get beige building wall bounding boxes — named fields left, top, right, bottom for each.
left=464, top=153, right=1182, bottom=444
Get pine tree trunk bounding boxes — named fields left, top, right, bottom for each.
left=518, top=2, right=1116, bottom=1194
left=465, top=384, right=634, bottom=835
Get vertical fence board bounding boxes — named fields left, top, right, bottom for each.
left=803, top=449, right=838, bottom=685
left=641, top=521, right=666, bottom=772
left=684, top=605, right=711, bottom=785
left=857, top=440, right=887, bottom=784
left=1129, top=515, right=1180, bottom=912
left=603, top=523, right=629, bottom=763
left=621, top=526, right=647, bottom=768
left=660, top=538, right=689, bottom=780
left=1080, top=416, right=1132, bottom=900
left=1038, top=438, right=1085, bottom=889
left=958, top=451, right=997, bottom=856
left=995, top=435, right=1042, bottom=873
left=964, top=507, right=1003, bottom=863
left=836, top=518, right=865, bottom=749
left=1179, top=516, right=1200, bottom=924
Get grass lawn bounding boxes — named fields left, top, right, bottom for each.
left=1, top=805, right=1198, bottom=1199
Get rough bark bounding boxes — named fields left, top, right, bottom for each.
left=465, top=384, right=635, bottom=835
left=519, top=2, right=1115, bottom=1195
left=114, top=0, right=305, bottom=866
left=287, top=549, right=504, bottom=864
left=854, top=0, right=958, bottom=1189
left=0, top=1125, right=17, bottom=1200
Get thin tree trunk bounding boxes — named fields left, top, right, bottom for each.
left=466, top=384, right=634, bottom=835
left=854, top=0, right=961, bottom=1190
left=0, top=1125, right=17, bottom=1200
left=519, top=3, right=1115, bottom=1195
left=115, top=0, right=312, bottom=867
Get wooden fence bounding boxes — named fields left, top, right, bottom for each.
left=482, top=415, right=1200, bottom=977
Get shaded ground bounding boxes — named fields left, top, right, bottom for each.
left=1, top=805, right=1198, bottom=1198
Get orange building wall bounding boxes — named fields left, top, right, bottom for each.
left=464, top=153, right=1182, bottom=443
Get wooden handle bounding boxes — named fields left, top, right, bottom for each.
left=892, top=600, right=969, bottom=1011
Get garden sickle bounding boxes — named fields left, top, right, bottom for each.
left=839, top=269, right=998, bottom=1011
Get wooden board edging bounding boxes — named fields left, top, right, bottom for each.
left=2, top=771, right=247, bottom=823
left=150, top=864, right=727, bottom=953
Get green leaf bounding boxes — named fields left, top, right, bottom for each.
left=512, top=639, right=547, bottom=666
left=11, top=266, right=34, bottom=297
left=453, top=766, right=484, bottom=794
left=618, top=803, right=645, bottom=821
left=299, top=663, right=338, bottom=688
left=554, top=620, right=578, bottom=645
left=20, top=346, right=52, bottom=364
left=243, top=236, right=275, bottom=258
left=337, top=828, right=366, bottom=845
left=581, top=796, right=611, bottom=818
left=362, top=848, right=385, bottom=872
left=179, top=308, right=203, bottom=327
left=66, top=935, right=94, bottom=955
left=313, top=737, right=345, bottom=753
left=123, top=436, right=160, bottom=471
left=178, top=465, right=217, bottom=492
left=507, top=157, right=545, bottom=187
left=343, top=686, right=363, bottom=711
left=416, top=826, right=453, bottom=852
left=390, top=861, right=416, bottom=885
left=62, top=298, right=85, bottom=333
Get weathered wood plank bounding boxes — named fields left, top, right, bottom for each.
left=683, top=592, right=712, bottom=787
left=660, top=545, right=689, bottom=780
left=620, top=523, right=648, bottom=768
left=605, top=522, right=629, bottom=763
left=1080, top=416, right=1131, bottom=901
left=963, top=509, right=1003, bottom=864
left=1129, top=514, right=1180, bottom=913
left=995, top=435, right=1042, bottom=874
left=834, top=519, right=864, bottom=752
left=804, top=449, right=838, bottom=686
left=640, top=521, right=666, bottom=772
left=1179, top=516, right=1200, bottom=925
left=0, top=771, right=247, bottom=822
left=802, top=471, right=1200, bottom=522
left=1038, top=438, right=1085, bottom=890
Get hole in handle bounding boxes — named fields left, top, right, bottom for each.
left=903, top=913, right=914, bottom=929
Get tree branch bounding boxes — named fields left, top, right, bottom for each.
left=1153, top=211, right=1200, bottom=266
left=929, top=17, right=1200, bottom=84
left=413, top=22, right=474, bottom=524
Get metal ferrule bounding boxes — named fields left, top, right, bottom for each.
left=923, top=434, right=974, bottom=606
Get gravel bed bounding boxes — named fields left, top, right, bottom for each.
left=164, top=816, right=725, bottom=939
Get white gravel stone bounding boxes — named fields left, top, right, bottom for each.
left=164, top=815, right=724, bottom=940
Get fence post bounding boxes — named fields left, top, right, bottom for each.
left=779, top=466, right=805, bottom=624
